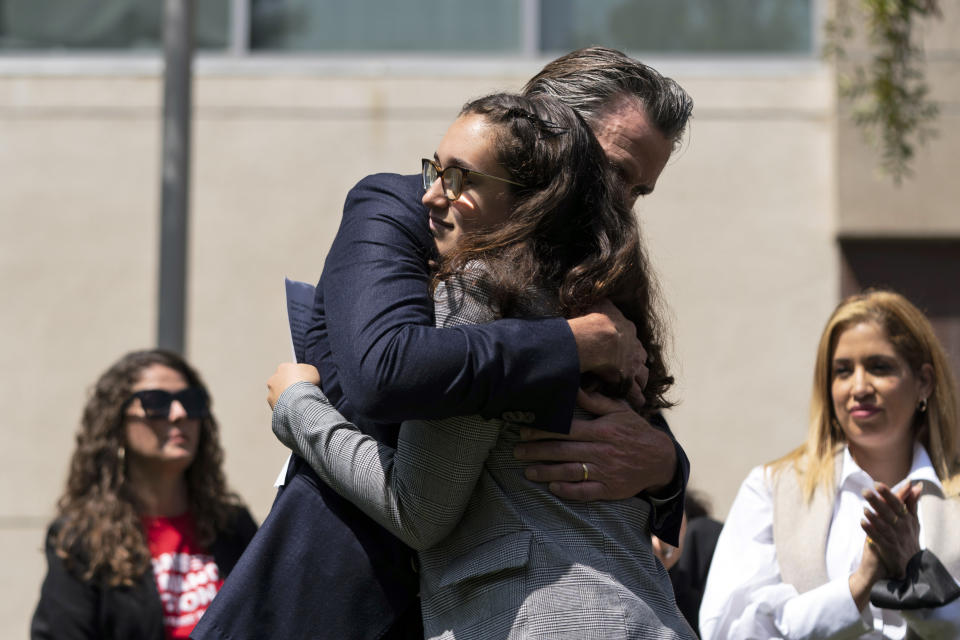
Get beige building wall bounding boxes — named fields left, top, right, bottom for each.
left=1, top=57, right=836, bottom=636
left=653, top=70, right=838, bottom=516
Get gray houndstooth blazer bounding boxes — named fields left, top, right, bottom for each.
left=272, top=270, right=695, bottom=639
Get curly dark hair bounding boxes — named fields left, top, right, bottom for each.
left=53, top=349, right=242, bottom=586
left=436, top=92, right=673, bottom=411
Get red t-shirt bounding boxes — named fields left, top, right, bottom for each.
left=142, top=513, right=224, bottom=640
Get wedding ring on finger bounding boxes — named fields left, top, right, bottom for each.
left=581, top=462, right=589, bottom=482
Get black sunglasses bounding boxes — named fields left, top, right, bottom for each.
left=422, top=158, right=525, bottom=201
left=124, top=388, right=209, bottom=420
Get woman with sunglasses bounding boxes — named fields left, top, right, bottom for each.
left=267, top=92, right=694, bottom=639
left=31, top=349, right=257, bottom=640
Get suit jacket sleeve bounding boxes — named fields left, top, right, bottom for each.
left=272, top=381, right=498, bottom=551
left=645, top=413, right=690, bottom=546
left=312, top=173, right=579, bottom=432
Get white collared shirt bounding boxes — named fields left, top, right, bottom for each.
left=699, top=445, right=960, bottom=640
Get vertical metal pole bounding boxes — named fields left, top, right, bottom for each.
left=157, top=0, right=195, bottom=354
left=230, top=0, right=251, bottom=56
left=520, top=0, right=540, bottom=57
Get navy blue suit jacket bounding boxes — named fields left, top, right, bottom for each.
left=193, top=173, right=687, bottom=640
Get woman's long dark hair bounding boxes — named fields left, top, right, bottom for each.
left=436, top=93, right=673, bottom=410
left=53, top=349, right=242, bottom=586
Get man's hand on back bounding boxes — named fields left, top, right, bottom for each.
left=567, top=299, right=649, bottom=393
left=513, top=389, right=676, bottom=501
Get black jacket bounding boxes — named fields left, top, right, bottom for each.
left=30, top=506, right=257, bottom=640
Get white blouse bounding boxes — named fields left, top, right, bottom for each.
left=699, top=445, right=960, bottom=639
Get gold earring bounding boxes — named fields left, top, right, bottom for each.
left=117, top=445, right=126, bottom=481
left=918, top=398, right=928, bottom=413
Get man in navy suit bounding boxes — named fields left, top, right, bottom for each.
left=193, top=47, right=693, bottom=640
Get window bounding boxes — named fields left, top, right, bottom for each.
left=540, top=0, right=813, bottom=54
left=0, top=0, right=815, bottom=55
left=840, top=238, right=960, bottom=385
left=0, top=0, right=229, bottom=50
left=250, top=0, right=521, bottom=52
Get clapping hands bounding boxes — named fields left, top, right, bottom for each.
left=850, top=481, right=923, bottom=610
left=861, top=481, right=923, bottom=579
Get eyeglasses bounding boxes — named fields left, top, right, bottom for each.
left=124, top=388, right=209, bottom=420
left=422, top=158, right=525, bottom=201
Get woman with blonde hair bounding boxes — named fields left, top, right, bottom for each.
left=700, top=290, right=960, bottom=639
left=31, top=349, right=256, bottom=640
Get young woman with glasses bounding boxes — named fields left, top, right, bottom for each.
left=31, top=349, right=257, bottom=640
left=267, top=92, right=693, bottom=639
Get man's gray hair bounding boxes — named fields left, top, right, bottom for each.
left=523, top=46, right=693, bottom=146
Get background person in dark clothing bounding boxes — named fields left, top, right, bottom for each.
left=653, top=490, right=724, bottom=636
left=31, top=349, right=256, bottom=640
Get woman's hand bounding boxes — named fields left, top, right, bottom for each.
left=861, top=482, right=923, bottom=578
left=267, top=363, right=321, bottom=409
left=849, top=482, right=922, bottom=610
left=850, top=532, right=888, bottom=611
